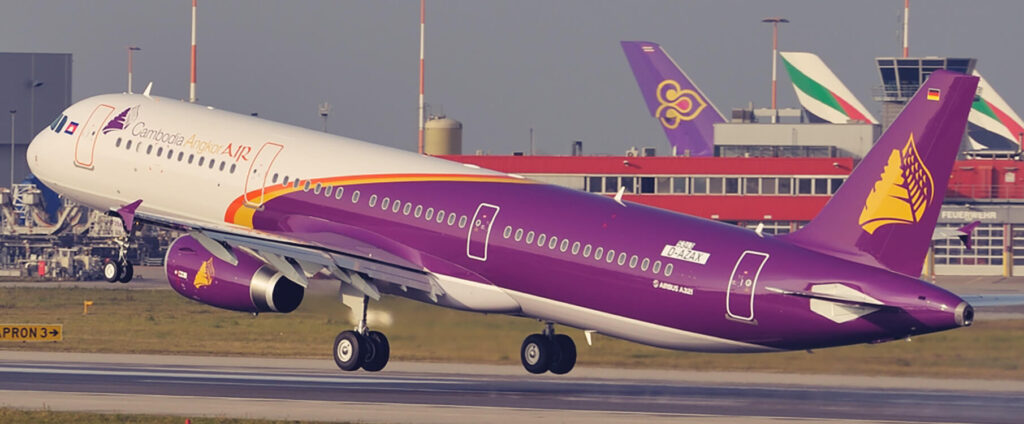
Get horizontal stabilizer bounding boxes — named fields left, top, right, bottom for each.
left=766, top=286, right=896, bottom=310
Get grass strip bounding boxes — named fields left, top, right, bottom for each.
left=1, top=287, right=1021, bottom=379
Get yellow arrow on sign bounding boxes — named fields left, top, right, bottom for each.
left=0, top=324, right=62, bottom=342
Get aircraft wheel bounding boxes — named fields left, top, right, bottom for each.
left=102, top=259, right=122, bottom=283
left=549, top=334, right=577, bottom=375
left=118, top=262, right=134, bottom=283
left=521, top=333, right=553, bottom=374
left=361, top=330, right=390, bottom=372
left=333, top=330, right=364, bottom=371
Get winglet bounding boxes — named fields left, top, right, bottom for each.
left=958, top=220, right=981, bottom=250
left=115, top=199, right=143, bottom=233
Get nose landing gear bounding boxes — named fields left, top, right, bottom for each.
left=521, top=322, right=577, bottom=375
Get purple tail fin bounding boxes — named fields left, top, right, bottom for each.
left=780, top=70, right=979, bottom=277
left=621, top=41, right=724, bottom=157
left=958, top=220, right=981, bottom=250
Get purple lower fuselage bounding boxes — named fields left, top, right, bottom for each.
left=247, top=177, right=965, bottom=352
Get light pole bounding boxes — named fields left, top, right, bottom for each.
left=318, top=102, right=331, bottom=133
left=762, top=17, right=788, bottom=123
left=9, top=110, right=15, bottom=191
left=127, top=46, right=141, bottom=93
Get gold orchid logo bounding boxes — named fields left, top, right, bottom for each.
left=193, top=257, right=215, bottom=289
left=858, top=134, right=934, bottom=234
left=655, top=80, right=706, bottom=129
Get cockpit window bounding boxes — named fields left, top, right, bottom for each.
left=49, top=114, right=63, bottom=131
left=49, top=115, right=68, bottom=133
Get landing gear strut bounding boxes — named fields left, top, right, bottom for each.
left=521, top=322, right=577, bottom=375
left=102, top=236, right=134, bottom=283
left=333, top=294, right=390, bottom=372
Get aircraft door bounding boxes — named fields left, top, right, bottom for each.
left=243, top=142, right=284, bottom=208
left=725, top=250, right=769, bottom=322
left=467, top=203, right=500, bottom=261
left=74, top=104, right=115, bottom=169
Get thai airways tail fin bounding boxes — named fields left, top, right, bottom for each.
left=621, top=41, right=724, bottom=157
left=780, top=70, right=978, bottom=277
left=967, top=70, right=1024, bottom=151
left=778, top=51, right=878, bottom=124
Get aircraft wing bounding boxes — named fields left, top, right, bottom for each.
left=129, top=207, right=442, bottom=301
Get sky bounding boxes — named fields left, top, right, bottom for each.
left=2, top=0, right=1022, bottom=155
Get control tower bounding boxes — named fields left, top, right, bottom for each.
left=873, top=57, right=976, bottom=130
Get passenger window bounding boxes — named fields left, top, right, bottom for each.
left=304, top=180, right=312, bottom=192
left=425, top=207, right=434, bottom=220
left=605, top=249, right=615, bottom=263
left=414, top=205, right=422, bottom=217
left=178, top=152, right=184, bottom=161
left=652, top=260, right=662, bottom=274
left=156, top=147, right=163, bottom=156
left=324, top=186, right=333, bottom=197
left=629, top=255, right=638, bottom=269
left=168, top=149, right=174, bottom=159
left=209, top=159, right=216, bottom=169
left=403, top=203, right=412, bottom=215
left=503, top=226, right=513, bottom=239
left=272, top=173, right=279, bottom=183
left=381, top=197, right=390, bottom=210
left=351, top=190, right=360, bottom=203
left=126, top=140, right=133, bottom=150
left=313, top=183, right=321, bottom=194
left=458, top=215, right=467, bottom=228
left=514, top=228, right=523, bottom=241
left=437, top=211, right=446, bottom=223
left=335, top=187, right=345, bottom=199
left=293, top=179, right=300, bottom=188
left=560, top=239, right=569, bottom=252
left=146, top=145, right=153, bottom=154
left=537, top=234, right=547, bottom=246
left=593, top=247, right=603, bottom=260
left=447, top=214, right=456, bottom=226
left=641, top=258, right=650, bottom=271
left=198, top=157, right=205, bottom=166
left=617, top=252, right=626, bottom=266
left=368, top=194, right=378, bottom=207
left=115, top=138, right=122, bottom=148
left=219, top=162, right=226, bottom=171
left=571, top=242, right=580, bottom=255
left=583, top=244, right=592, bottom=258
left=664, top=263, right=674, bottom=276
left=282, top=176, right=290, bottom=186
left=548, top=236, right=558, bottom=249
left=188, top=154, right=194, bottom=164
left=525, top=231, right=535, bottom=244
left=393, top=200, right=402, bottom=213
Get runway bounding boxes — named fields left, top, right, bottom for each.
left=1, top=352, right=1022, bottom=423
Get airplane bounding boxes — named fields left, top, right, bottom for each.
left=968, top=70, right=1024, bottom=151
left=778, top=51, right=878, bottom=125
left=28, top=70, right=978, bottom=375
left=621, top=41, right=724, bottom=157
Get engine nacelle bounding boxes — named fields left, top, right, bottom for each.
left=165, top=235, right=304, bottom=313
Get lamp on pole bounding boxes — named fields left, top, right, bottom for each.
left=761, top=17, right=788, bottom=123
left=127, top=46, right=141, bottom=94
left=9, top=110, right=16, bottom=191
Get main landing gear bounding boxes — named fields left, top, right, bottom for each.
left=333, top=295, right=390, bottom=372
left=102, top=236, right=134, bottom=284
left=521, top=322, right=577, bottom=374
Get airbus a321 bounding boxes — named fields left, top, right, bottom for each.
left=28, top=70, right=978, bottom=374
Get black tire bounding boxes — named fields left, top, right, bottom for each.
left=549, top=334, right=577, bottom=375
left=102, top=259, right=121, bottom=283
left=361, top=331, right=390, bottom=372
left=333, top=331, right=364, bottom=371
left=118, top=262, right=134, bottom=283
left=520, top=333, right=553, bottom=374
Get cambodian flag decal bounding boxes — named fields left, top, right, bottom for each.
left=64, top=121, right=79, bottom=135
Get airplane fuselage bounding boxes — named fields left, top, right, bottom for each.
left=29, top=93, right=968, bottom=354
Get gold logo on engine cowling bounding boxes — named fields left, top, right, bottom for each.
left=858, top=134, right=934, bottom=234
left=193, top=257, right=215, bottom=289
left=655, top=79, right=706, bottom=129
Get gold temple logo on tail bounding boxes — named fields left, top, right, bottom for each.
left=193, top=257, right=215, bottom=289
left=655, top=79, right=707, bottom=128
left=858, top=134, right=934, bottom=234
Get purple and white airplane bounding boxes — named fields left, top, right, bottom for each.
left=621, top=41, right=725, bottom=157
left=27, top=70, right=977, bottom=375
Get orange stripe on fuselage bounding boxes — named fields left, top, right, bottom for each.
left=224, top=173, right=532, bottom=228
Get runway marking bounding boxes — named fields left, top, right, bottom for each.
left=0, top=365, right=455, bottom=386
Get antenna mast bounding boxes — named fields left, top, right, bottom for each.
left=190, top=0, right=198, bottom=102
left=418, top=0, right=425, bottom=154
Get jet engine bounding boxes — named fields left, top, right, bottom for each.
left=165, top=235, right=304, bottom=313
